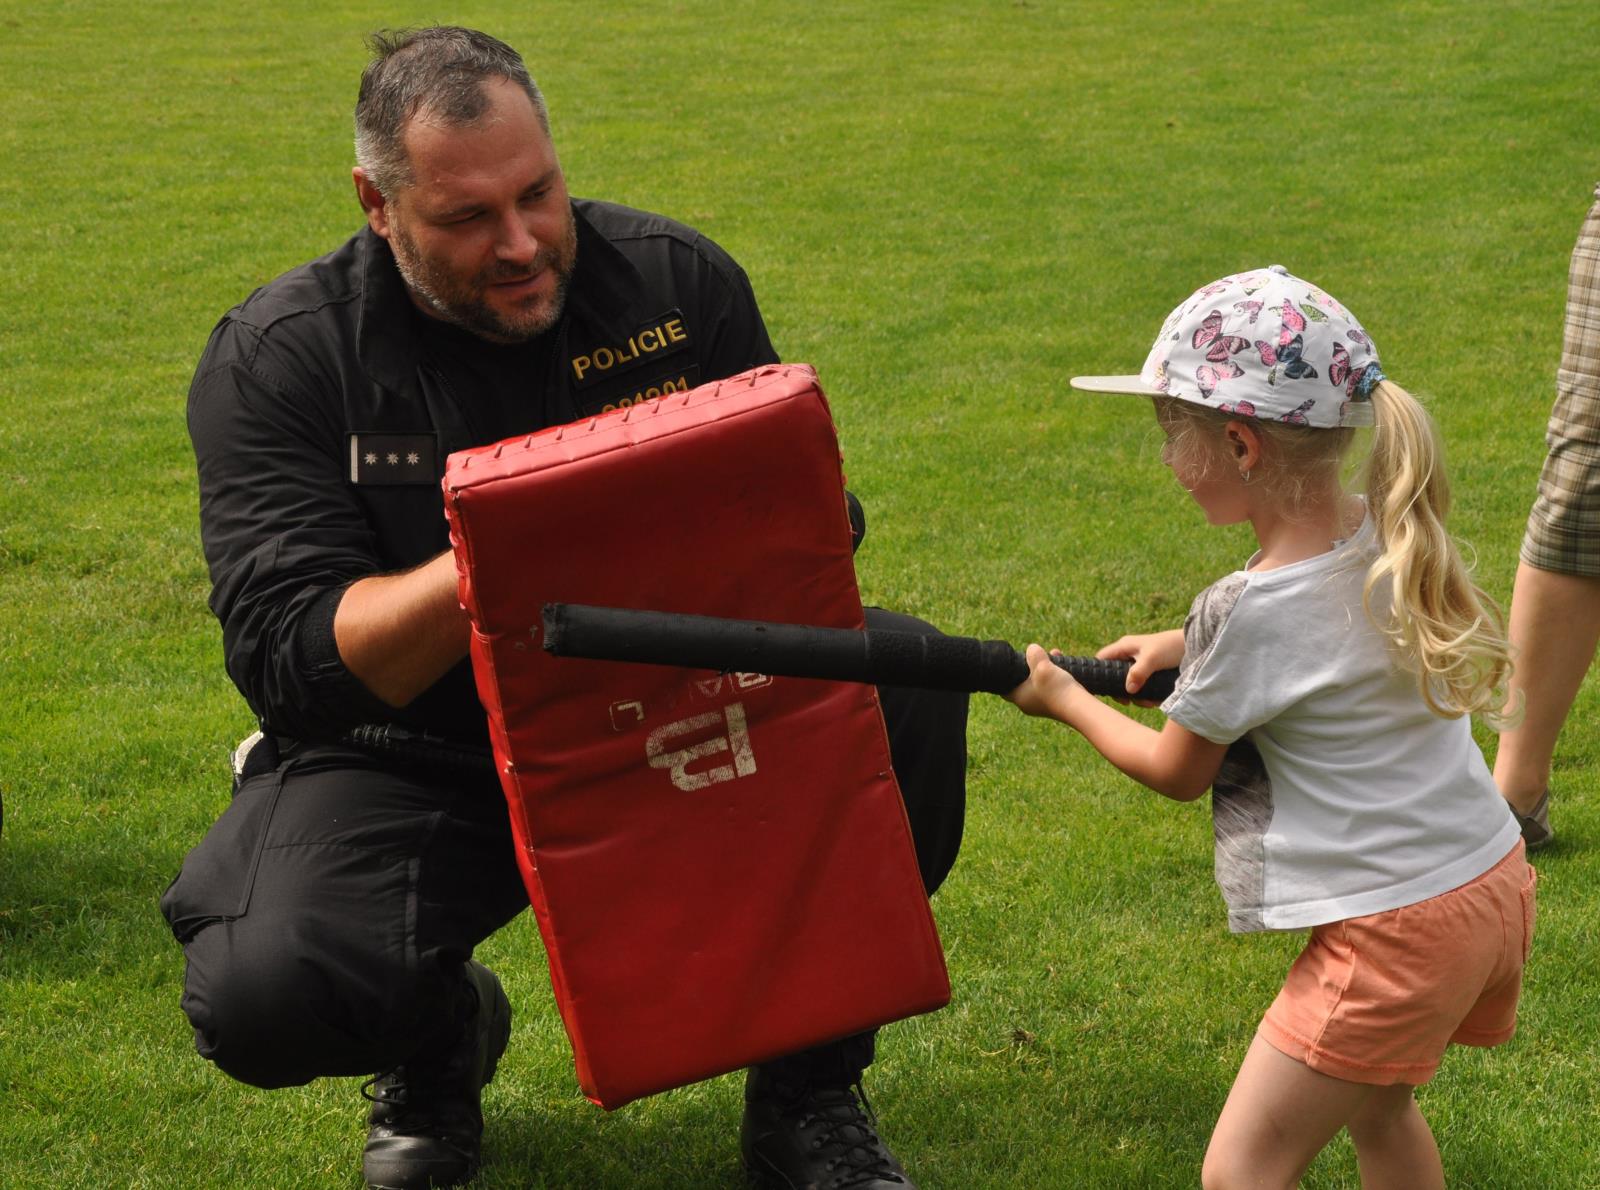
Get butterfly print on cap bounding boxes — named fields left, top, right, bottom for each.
left=1196, top=361, right=1245, bottom=398
left=1254, top=300, right=1319, bottom=382
left=1192, top=309, right=1251, bottom=362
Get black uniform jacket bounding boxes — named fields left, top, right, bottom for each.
left=188, top=199, right=779, bottom=746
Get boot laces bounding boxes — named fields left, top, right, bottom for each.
left=362, top=1065, right=474, bottom=1135
left=361, top=1071, right=404, bottom=1106
left=796, top=1082, right=906, bottom=1187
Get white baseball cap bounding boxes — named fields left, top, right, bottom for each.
left=1071, top=265, right=1384, bottom=428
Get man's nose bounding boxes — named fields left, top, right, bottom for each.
left=494, top=211, right=540, bottom=266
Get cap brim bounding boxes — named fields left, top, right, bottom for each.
left=1069, top=374, right=1164, bottom=396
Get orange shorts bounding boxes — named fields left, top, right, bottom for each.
left=1259, top=842, right=1536, bottom=1086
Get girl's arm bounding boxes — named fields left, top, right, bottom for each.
left=1007, top=643, right=1226, bottom=802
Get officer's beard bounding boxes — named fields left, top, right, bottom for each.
left=389, top=213, right=578, bottom=345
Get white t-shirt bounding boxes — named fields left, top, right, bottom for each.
left=1162, top=513, right=1520, bottom=933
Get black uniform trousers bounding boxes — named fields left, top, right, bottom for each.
left=161, top=608, right=968, bottom=1091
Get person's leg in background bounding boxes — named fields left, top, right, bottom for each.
left=1494, top=184, right=1600, bottom=847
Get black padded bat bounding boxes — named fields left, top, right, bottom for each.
left=540, top=603, right=1179, bottom=703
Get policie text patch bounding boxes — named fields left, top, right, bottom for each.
left=347, top=432, right=438, bottom=486
left=568, top=310, right=691, bottom=389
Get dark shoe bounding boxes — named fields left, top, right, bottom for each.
left=1511, top=788, right=1555, bottom=852
left=741, top=1066, right=915, bottom=1189
left=362, top=961, right=513, bottom=1189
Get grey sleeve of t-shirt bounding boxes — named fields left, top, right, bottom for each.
left=1161, top=571, right=1250, bottom=737
left=1161, top=571, right=1275, bottom=932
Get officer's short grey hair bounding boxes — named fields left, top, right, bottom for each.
left=354, top=26, right=551, bottom=199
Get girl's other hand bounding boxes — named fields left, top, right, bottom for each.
left=1097, top=629, right=1186, bottom=702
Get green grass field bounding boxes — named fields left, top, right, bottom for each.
left=3, top=2, right=1599, bottom=1186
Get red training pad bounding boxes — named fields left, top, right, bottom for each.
left=443, top=364, right=949, bottom=1109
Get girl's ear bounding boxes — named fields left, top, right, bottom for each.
left=1224, top=420, right=1263, bottom=474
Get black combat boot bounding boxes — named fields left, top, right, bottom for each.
left=741, top=1065, right=916, bottom=1190
left=361, top=960, right=513, bottom=1189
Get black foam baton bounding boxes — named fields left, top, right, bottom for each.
left=540, top=603, right=1178, bottom=702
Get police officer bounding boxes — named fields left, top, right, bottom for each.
left=161, top=26, right=967, bottom=1190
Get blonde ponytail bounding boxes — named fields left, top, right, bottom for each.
left=1361, top=380, right=1514, bottom=723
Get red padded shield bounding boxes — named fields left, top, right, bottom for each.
left=442, top=364, right=949, bottom=1109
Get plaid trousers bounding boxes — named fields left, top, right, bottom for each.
left=1523, top=183, right=1600, bottom=576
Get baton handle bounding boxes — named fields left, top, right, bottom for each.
left=1053, top=654, right=1177, bottom=703
left=540, top=603, right=1178, bottom=703
left=342, top=724, right=499, bottom=775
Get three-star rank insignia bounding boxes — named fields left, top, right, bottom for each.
left=347, top=432, right=438, bottom=486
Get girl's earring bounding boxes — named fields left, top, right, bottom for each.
left=1241, top=469, right=1251, bottom=484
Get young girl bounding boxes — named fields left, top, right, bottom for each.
left=1008, top=265, right=1536, bottom=1190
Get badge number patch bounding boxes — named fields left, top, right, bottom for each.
left=348, top=432, right=438, bottom=485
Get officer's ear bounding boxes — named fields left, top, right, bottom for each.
left=353, top=168, right=393, bottom=240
